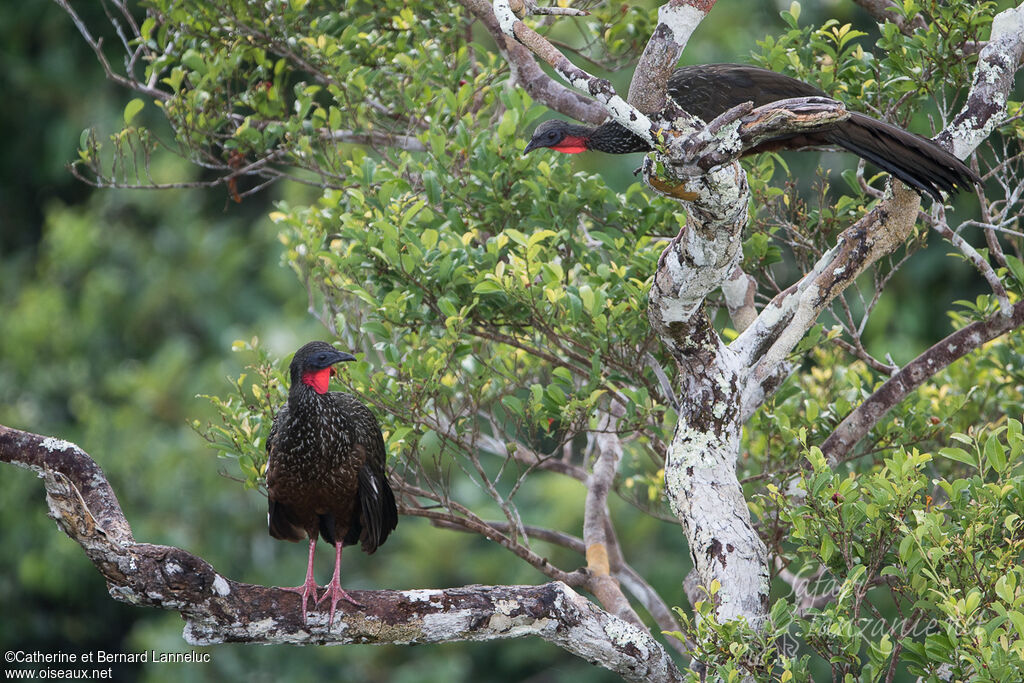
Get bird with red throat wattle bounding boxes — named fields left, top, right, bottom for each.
left=265, top=341, right=397, bottom=625
left=525, top=63, right=978, bottom=200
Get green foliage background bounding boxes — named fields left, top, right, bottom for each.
left=1, top=1, right=1021, bottom=681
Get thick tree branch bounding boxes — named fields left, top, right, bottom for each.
left=628, top=0, right=716, bottom=113
left=428, top=515, right=688, bottom=656
left=0, top=424, right=685, bottom=682
left=820, top=300, right=1024, bottom=462
left=935, top=4, right=1024, bottom=160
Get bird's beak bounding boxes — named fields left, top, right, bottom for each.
left=331, top=351, right=358, bottom=364
left=523, top=138, right=542, bottom=154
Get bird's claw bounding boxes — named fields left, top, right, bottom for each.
left=317, top=580, right=363, bottom=627
left=278, top=578, right=322, bottom=626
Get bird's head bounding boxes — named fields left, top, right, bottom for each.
left=524, top=119, right=591, bottom=154
left=289, top=341, right=356, bottom=395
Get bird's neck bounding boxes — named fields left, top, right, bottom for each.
left=288, top=382, right=329, bottom=414
left=586, top=121, right=652, bottom=154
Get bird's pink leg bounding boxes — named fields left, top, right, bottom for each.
left=278, top=537, right=320, bottom=624
left=317, top=541, right=362, bottom=625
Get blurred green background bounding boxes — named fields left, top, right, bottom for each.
left=0, top=1, right=991, bottom=681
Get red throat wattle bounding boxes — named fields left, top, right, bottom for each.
left=302, top=366, right=336, bottom=394
left=552, top=136, right=588, bottom=154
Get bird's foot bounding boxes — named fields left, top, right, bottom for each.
left=278, top=576, right=321, bottom=625
left=317, top=579, right=362, bottom=627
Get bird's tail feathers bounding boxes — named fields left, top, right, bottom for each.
left=268, top=499, right=308, bottom=542
left=346, top=465, right=398, bottom=554
left=824, top=112, right=978, bottom=200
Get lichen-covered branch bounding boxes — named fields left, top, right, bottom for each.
left=935, top=4, right=1024, bottom=160
left=733, top=181, right=924, bottom=413
left=0, top=424, right=685, bottom=682
left=628, top=0, right=716, bottom=113
left=652, top=317, right=770, bottom=627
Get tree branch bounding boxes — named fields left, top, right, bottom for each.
left=628, top=0, right=716, bottom=113
left=850, top=0, right=927, bottom=36
left=935, top=4, right=1024, bottom=160
left=0, top=424, right=685, bottom=682
left=820, top=300, right=1024, bottom=462
left=460, top=0, right=607, bottom=124
left=491, top=0, right=655, bottom=143
left=53, top=0, right=171, bottom=102
left=583, top=409, right=643, bottom=627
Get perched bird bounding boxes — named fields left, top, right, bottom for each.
left=524, top=63, right=979, bottom=200
left=266, top=341, right=397, bottom=624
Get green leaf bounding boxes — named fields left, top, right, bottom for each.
left=1006, top=254, right=1024, bottom=286
left=984, top=434, right=1007, bottom=473
left=123, top=99, right=145, bottom=126
left=472, top=280, right=504, bottom=294
left=938, top=447, right=976, bottom=469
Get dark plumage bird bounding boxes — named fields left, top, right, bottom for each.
left=524, top=63, right=979, bottom=200
left=266, top=341, right=397, bottom=624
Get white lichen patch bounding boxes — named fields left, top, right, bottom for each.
left=108, top=585, right=142, bottom=603
left=492, top=0, right=517, bottom=35
left=715, top=121, right=743, bottom=156
left=668, top=426, right=718, bottom=468
left=404, top=589, right=442, bottom=604
left=658, top=2, right=704, bottom=47
left=165, top=561, right=183, bottom=576
left=720, top=273, right=749, bottom=309
left=606, top=96, right=654, bottom=141
left=212, top=574, right=230, bottom=597
left=991, top=5, right=1024, bottom=43
left=422, top=609, right=473, bottom=635
left=603, top=619, right=651, bottom=659
left=488, top=613, right=513, bottom=632
left=41, top=437, right=78, bottom=453
left=494, top=598, right=519, bottom=615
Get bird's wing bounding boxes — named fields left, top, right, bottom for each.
left=330, top=393, right=398, bottom=553
left=353, top=453, right=398, bottom=554
left=668, top=64, right=826, bottom=118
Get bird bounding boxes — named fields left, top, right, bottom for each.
left=265, top=340, right=397, bottom=625
left=524, top=63, right=979, bottom=200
